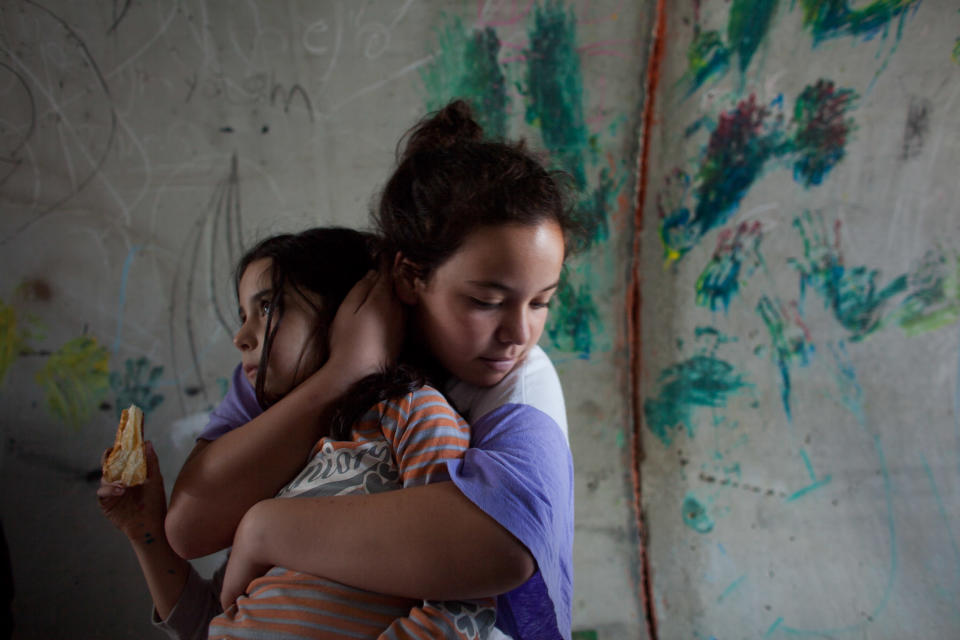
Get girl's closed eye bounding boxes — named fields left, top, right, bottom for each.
left=469, top=297, right=502, bottom=309
left=531, top=299, right=552, bottom=310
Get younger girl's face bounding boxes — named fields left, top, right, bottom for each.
left=410, top=221, right=565, bottom=388
left=233, top=258, right=325, bottom=403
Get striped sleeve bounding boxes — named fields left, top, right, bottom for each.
left=381, top=386, right=470, bottom=487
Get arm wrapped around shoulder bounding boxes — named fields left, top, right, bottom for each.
left=102, top=404, right=147, bottom=486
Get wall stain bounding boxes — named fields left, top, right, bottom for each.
left=900, top=97, right=931, bottom=161
left=682, top=493, right=715, bottom=533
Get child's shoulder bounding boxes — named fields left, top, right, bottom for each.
left=394, top=384, right=455, bottom=412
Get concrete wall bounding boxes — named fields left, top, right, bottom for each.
left=638, top=1, right=960, bottom=638
left=0, top=1, right=648, bottom=638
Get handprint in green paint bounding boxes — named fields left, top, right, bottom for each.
left=109, top=356, right=165, bottom=419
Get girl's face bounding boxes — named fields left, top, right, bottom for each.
left=233, top=258, right=325, bottom=403
left=409, top=221, right=565, bottom=387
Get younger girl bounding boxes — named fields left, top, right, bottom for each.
left=99, top=227, right=498, bottom=639
left=167, top=101, right=581, bottom=639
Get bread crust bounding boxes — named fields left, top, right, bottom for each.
left=102, top=404, right=146, bottom=486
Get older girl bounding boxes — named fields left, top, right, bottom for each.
left=167, top=101, right=580, bottom=639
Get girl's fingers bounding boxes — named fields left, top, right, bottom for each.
left=97, top=483, right=125, bottom=499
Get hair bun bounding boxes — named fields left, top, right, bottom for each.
left=401, top=100, right=484, bottom=159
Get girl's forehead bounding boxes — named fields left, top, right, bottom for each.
left=239, top=258, right=273, bottom=292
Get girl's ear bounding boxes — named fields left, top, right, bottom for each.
left=392, top=253, right=422, bottom=305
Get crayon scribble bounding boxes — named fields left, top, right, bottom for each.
left=788, top=80, right=858, bottom=186
left=757, top=296, right=814, bottom=421
left=791, top=211, right=908, bottom=340
left=696, top=221, right=765, bottom=312
left=421, top=15, right=509, bottom=139
left=109, top=356, right=165, bottom=419
left=681, top=0, right=918, bottom=96
left=644, top=347, right=753, bottom=447
left=683, top=27, right=730, bottom=96
left=796, top=0, right=921, bottom=45
left=35, top=336, right=110, bottom=429
left=682, top=493, right=715, bottom=533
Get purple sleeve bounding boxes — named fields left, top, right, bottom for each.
left=445, top=404, right=574, bottom=640
left=198, top=364, right=263, bottom=441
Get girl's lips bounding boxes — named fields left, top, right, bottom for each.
left=480, top=357, right=516, bottom=372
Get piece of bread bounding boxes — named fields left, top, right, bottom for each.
left=102, top=404, right=146, bottom=486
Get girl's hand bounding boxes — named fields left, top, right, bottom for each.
left=97, top=441, right=167, bottom=543
left=327, top=270, right=405, bottom=380
left=220, top=502, right=272, bottom=611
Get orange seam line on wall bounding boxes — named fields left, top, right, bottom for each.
left=629, top=0, right=667, bottom=637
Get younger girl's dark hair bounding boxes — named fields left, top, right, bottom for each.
left=234, top=227, right=423, bottom=439
left=373, top=99, right=584, bottom=281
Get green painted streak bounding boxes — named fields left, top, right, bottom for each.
left=765, top=617, right=785, bottom=638
left=718, top=574, right=747, bottom=603
left=893, top=254, right=960, bottom=337
left=421, top=16, right=508, bottom=138
left=35, top=335, right=110, bottom=429
left=953, top=38, right=960, bottom=65
left=728, top=0, right=779, bottom=73
left=546, top=268, right=599, bottom=355
left=0, top=300, right=23, bottom=387
left=785, top=475, right=832, bottom=502
left=526, top=0, right=590, bottom=188
left=798, top=0, right=920, bottom=43
left=682, top=493, right=715, bottom=533
left=571, top=631, right=599, bottom=640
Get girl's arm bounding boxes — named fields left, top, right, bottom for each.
left=165, top=364, right=356, bottom=558
left=166, top=272, right=404, bottom=559
left=98, top=442, right=191, bottom=619
left=221, top=482, right=535, bottom=608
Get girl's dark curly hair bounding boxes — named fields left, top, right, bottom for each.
left=373, top=99, right=584, bottom=282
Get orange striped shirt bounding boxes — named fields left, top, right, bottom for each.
left=208, top=385, right=497, bottom=639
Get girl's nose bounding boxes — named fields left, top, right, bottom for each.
left=497, top=308, right=530, bottom=346
left=233, top=321, right=257, bottom=351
